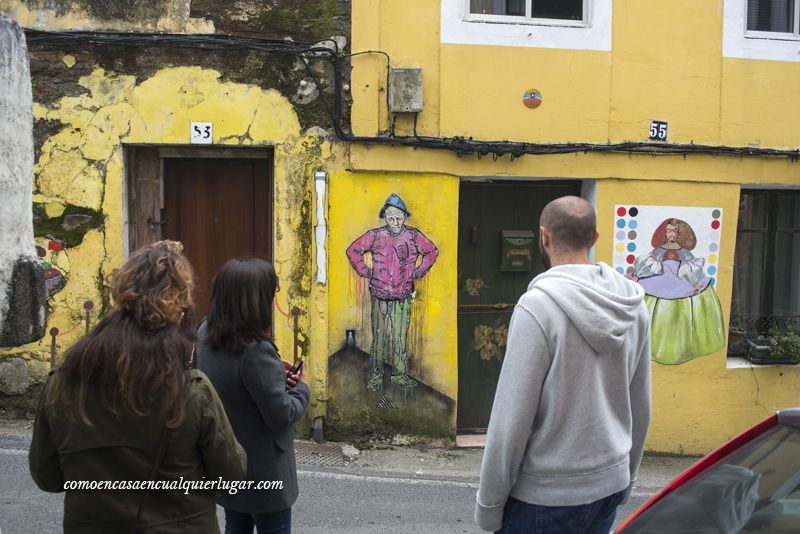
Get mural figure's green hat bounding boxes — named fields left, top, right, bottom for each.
left=380, top=193, right=410, bottom=218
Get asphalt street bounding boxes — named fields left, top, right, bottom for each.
left=0, top=430, right=650, bottom=534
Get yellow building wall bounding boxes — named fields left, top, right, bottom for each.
left=352, top=0, right=800, bottom=150
left=326, top=171, right=459, bottom=438
left=440, top=46, right=611, bottom=143
left=608, top=0, right=723, bottom=145
left=596, top=179, right=800, bottom=454
left=350, top=0, right=799, bottom=452
left=4, top=63, right=336, bottom=421
left=721, top=59, right=800, bottom=149
left=348, top=144, right=799, bottom=186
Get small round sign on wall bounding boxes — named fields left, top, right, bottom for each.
left=523, top=88, right=543, bottom=109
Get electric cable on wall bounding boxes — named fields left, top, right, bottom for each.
left=24, top=29, right=800, bottom=161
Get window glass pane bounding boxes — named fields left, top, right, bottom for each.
left=738, top=191, right=768, bottom=230
left=772, top=232, right=800, bottom=315
left=532, top=0, right=583, bottom=20
left=732, top=231, right=765, bottom=320
left=623, top=425, right=800, bottom=533
left=470, top=0, right=525, bottom=16
left=747, top=0, right=794, bottom=32
left=776, top=192, right=800, bottom=230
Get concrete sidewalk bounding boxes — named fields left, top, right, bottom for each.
left=1, top=416, right=698, bottom=496
left=297, top=439, right=700, bottom=495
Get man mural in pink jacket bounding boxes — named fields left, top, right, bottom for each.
left=346, top=194, right=439, bottom=391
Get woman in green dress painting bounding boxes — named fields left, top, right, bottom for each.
left=629, top=218, right=725, bottom=365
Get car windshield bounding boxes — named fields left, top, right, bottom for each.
left=622, top=423, right=800, bottom=533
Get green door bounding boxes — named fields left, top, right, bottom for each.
left=456, top=181, right=582, bottom=433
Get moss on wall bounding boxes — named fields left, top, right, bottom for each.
left=32, top=203, right=103, bottom=248
left=190, top=0, right=350, bottom=41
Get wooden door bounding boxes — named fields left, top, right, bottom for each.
left=456, top=181, right=581, bottom=433
left=162, top=158, right=271, bottom=321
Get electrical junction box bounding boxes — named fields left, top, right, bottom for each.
left=388, top=67, right=423, bottom=113
left=500, top=230, right=536, bottom=272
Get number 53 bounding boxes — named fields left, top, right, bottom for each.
left=193, top=124, right=211, bottom=139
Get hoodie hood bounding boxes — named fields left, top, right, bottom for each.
left=529, top=262, right=646, bottom=354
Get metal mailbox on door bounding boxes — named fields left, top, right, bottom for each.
left=500, top=230, right=536, bottom=272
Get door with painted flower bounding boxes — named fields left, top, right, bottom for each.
left=456, top=181, right=581, bottom=433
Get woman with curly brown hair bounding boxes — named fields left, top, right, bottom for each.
left=29, top=240, right=246, bottom=534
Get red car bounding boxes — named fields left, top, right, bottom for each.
left=616, top=408, right=800, bottom=533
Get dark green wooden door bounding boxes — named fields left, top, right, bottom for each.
left=456, top=181, right=582, bottom=433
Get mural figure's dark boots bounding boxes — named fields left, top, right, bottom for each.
left=390, top=373, right=418, bottom=388
left=366, top=370, right=383, bottom=391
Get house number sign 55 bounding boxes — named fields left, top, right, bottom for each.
left=649, top=120, right=668, bottom=142
left=190, top=122, right=213, bottom=144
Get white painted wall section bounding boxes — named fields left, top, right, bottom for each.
left=723, top=0, right=800, bottom=62
left=315, top=170, right=328, bottom=284
left=0, top=17, right=39, bottom=332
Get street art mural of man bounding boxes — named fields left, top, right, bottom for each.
left=346, top=193, right=439, bottom=391
left=626, top=215, right=725, bottom=365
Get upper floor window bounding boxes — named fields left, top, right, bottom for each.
left=746, top=0, right=800, bottom=37
left=442, top=0, right=611, bottom=51
left=468, top=0, right=586, bottom=24
left=723, top=0, right=800, bottom=62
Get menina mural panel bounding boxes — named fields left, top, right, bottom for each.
left=612, top=205, right=726, bottom=365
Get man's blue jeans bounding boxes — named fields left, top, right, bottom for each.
left=497, top=489, right=627, bottom=534
left=224, top=507, right=292, bottom=534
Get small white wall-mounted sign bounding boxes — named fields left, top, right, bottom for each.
left=190, top=122, right=213, bottom=144
left=649, top=120, right=668, bottom=142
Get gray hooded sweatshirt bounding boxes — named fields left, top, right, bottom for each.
left=475, top=262, right=651, bottom=532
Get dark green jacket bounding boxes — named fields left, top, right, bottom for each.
left=29, top=370, right=246, bottom=533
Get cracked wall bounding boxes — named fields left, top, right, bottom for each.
left=0, top=63, right=340, bottom=427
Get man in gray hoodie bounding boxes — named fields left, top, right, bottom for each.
left=475, top=196, right=651, bottom=533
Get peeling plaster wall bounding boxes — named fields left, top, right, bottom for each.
left=0, top=1, right=351, bottom=422
left=2, top=62, right=340, bottom=425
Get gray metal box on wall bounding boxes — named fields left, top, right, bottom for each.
left=388, top=67, right=423, bottom=112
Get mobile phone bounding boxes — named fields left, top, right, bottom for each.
left=286, top=359, right=304, bottom=378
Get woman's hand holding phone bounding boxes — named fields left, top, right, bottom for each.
left=283, top=359, right=306, bottom=390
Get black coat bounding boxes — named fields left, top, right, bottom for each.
left=196, top=332, right=309, bottom=513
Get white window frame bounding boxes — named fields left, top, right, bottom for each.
left=464, top=0, right=590, bottom=29
left=723, top=0, right=800, bottom=61
left=441, top=0, right=611, bottom=51
left=744, top=0, right=800, bottom=41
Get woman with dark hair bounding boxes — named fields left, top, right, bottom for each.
left=29, top=240, right=247, bottom=533
left=197, top=258, right=309, bottom=534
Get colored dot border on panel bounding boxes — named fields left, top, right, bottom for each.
left=613, top=206, right=640, bottom=275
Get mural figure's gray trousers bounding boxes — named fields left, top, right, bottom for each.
left=370, top=297, right=412, bottom=375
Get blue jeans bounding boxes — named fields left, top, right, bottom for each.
left=224, top=508, right=292, bottom=534
left=497, top=489, right=627, bottom=534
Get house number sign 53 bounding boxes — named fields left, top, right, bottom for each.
left=649, top=120, right=668, bottom=142
left=190, top=122, right=213, bottom=144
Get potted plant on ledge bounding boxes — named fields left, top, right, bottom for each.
left=746, top=330, right=800, bottom=365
